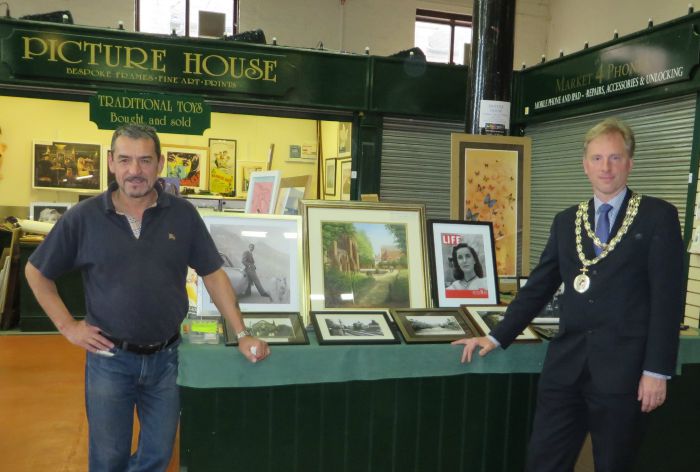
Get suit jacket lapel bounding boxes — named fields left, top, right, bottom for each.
left=609, top=188, right=633, bottom=239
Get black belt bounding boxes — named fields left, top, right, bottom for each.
left=103, top=332, right=180, bottom=355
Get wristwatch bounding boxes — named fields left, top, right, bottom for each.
left=236, top=329, right=252, bottom=340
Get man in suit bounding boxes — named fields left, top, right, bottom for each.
left=453, top=117, right=684, bottom=472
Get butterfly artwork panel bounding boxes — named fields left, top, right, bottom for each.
left=449, top=135, right=532, bottom=277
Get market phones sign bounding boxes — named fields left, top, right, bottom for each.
left=89, top=91, right=211, bottom=135
left=1, top=28, right=294, bottom=96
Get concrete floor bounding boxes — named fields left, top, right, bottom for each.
left=0, top=333, right=178, bottom=472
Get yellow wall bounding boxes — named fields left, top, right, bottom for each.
left=0, top=95, right=346, bottom=210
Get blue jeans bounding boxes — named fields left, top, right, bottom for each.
left=85, top=341, right=180, bottom=472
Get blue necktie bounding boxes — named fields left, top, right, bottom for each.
left=594, top=203, right=613, bottom=256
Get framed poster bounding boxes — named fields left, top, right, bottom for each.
left=450, top=134, right=531, bottom=277
left=29, top=202, right=72, bottom=223
left=427, top=219, right=499, bottom=306
left=462, top=305, right=540, bottom=342
left=196, top=212, right=306, bottom=320
left=339, top=158, right=352, bottom=200
left=209, top=138, right=237, bottom=196
left=390, top=307, right=479, bottom=343
left=245, top=170, right=281, bottom=214
left=274, top=175, right=312, bottom=215
left=33, top=141, right=101, bottom=192
left=222, top=312, right=308, bottom=346
left=301, top=200, right=429, bottom=312
left=237, top=161, right=265, bottom=198
left=311, top=310, right=399, bottom=345
left=161, top=144, right=208, bottom=191
left=324, top=158, right=337, bottom=196
left=338, top=122, right=351, bottom=157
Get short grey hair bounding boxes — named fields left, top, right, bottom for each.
left=110, top=124, right=161, bottom=160
left=583, top=117, right=635, bottom=158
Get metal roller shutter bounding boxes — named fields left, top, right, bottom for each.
left=525, top=95, right=695, bottom=269
left=380, top=118, right=464, bottom=220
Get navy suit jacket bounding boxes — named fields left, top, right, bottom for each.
left=491, top=189, right=685, bottom=394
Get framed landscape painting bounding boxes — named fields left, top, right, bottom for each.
left=222, top=312, right=308, bottom=346
left=196, top=212, right=306, bottom=320
left=462, top=305, right=540, bottom=343
left=311, top=310, right=399, bottom=345
left=162, top=144, right=208, bottom=191
left=33, top=141, right=101, bottom=192
left=301, top=200, right=429, bottom=312
left=389, top=307, right=479, bottom=343
left=450, top=134, right=531, bottom=276
left=427, top=219, right=499, bottom=307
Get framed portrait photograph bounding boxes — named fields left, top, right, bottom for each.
left=237, top=161, right=265, bottom=198
left=33, top=141, right=102, bottom=192
left=390, top=307, right=479, bottom=343
left=311, top=310, right=399, bottom=345
left=245, top=170, right=281, bottom=214
left=427, top=220, right=499, bottom=307
left=222, top=312, right=308, bottom=346
left=196, top=212, right=306, bottom=321
left=450, top=134, right=531, bottom=277
left=339, top=158, right=352, bottom=200
left=161, top=144, right=209, bottom=191
left=324, top=158, right=337, bottom=196
left=29, top=202, right=72, bottom=223
left=518, top=277, right=564, bottom=324
left=301, top=200, right=430, bottom=312
left=209, top=138, right=236, bottom=196
left=462, top=305, right=540, bottom=343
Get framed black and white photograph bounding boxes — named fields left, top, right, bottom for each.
left=196, top=212, right=306, bottom=321
left=222, top=312, right=308, bottom=346
left=427, top=219, right=499, bottom=307
left=518, top=277, right=564, bottom=324
left=462, top=305, right=540, bottom=343
left=311, top=310, right=399, bottom=345
left=390, top=307, right=479, bottom=343
left=29, top=202, right=72, bottom=223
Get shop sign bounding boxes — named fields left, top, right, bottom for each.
left=1, top=26, right=294, bottom=96
left=89, top=90, right=211, bottom=135
left=516, top=23, right=700, bottom=118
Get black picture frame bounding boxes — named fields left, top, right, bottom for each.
left=518, top=276, right=563, bottom=324
left=389, top=307, right=479, bottom=343
left=222, top=312, right=309, bottom=346
left=310, top=310, right=399, bottom=345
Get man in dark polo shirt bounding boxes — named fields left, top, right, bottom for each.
left=25, top=124, right=270, bottom=472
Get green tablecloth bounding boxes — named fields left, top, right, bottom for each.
left=177, top=331, right=700, bottom=388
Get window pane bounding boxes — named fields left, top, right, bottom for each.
left=139, top=0, right=186, bottom=36
left=415, top=21, right=451, bottom=64
left=453, top=26, right=472, bottom=65
left=190, top=0, right=234, bottom=37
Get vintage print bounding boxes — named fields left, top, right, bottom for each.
left=463, top=305, right=540, bottom=342
left=29, top=202, right=72, bottom=223
left=390, top=308, right=479, bottom=343
left=223, top=312, right=308, bottom=345
left=311, top=311, right=399, bottom=344
left=209, top=138, right=236, bottom=195
left=245, top=170, right=281, bottom=214
left=162, top=144, right=208, bottom=191
left=237, top=161, right=265, bottom=197
left=339, top=159, right=352, bottom=200
left=33, top=141, right=101, bottom=192
left=324, top=158, right=337, bottom=196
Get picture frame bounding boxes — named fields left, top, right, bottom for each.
left=274, top=175, right=312, bottom=215
left=29, top=202, right=72, bottom=223
left=208, top=138, right=237, bottom=196
left=427, top=219, right=500, bottom=307
left=462, top=305, right=540, bottom=342
left=311, top=310, right=399, bottom=345
left=518, top=277, right=563, bottom=324
left=389, top=307, right=479, bottom=343
left=338, top=122, right=352, bottom=157
left=161, top=144, right=209, bottom=191
left=196, top=212, right=306, bottom=321
left=324, top=158, right=337, bottom=196
left=222, top=312, right=309, bottom=346
left=339, top=158, right=352, bottom=200
left=33, top=141, right=102, bottom=192
left=301, top=200, right=430, bottom=312
left=245, top=170, right=281, bottom=214
left=450, top=134, right=532, bottom=277
left=237, top=161, right=265, bottom=198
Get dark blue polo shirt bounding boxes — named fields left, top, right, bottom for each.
left=29, top=183, right=223, bottom=343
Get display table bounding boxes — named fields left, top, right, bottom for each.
left=178, top=332, right=700, bottom=472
